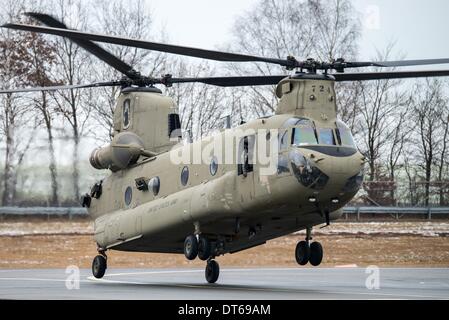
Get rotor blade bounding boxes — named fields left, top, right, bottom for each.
left=355, top=58, right=449, bottom=68
left=20, top=13, right=140, bottom=80
left=0, top=81, right=121, bottom=94
left=334, top=70, right=449, bottom=82
left=168, top=75, right=287, bottom=87
left=1, top=22, right=294, bottom=68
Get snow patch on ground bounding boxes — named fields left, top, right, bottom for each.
left=296, top=222, right=449, bottom=237
left=0, top=221, right=93, bottom=236
left=0, top=221, right=448, bottom=237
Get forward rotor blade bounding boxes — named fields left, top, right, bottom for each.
left=168, top=75, right=287, bottom=87
left=20, top=13, right=140, bottom=80
left=348, top=58, right=449, bottom=69
left=334, top=70, right=449, bottom=81
left=1, top=22, right=293, bottom=68
left=0, top=81, right=121, bottom=94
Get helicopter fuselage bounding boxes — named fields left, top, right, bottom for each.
left=88, top=76, right=364, bottom=255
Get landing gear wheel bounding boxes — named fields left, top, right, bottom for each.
left=184, top=235, right=198, bottom=260
left=295, top=241, right=310, bottom=266
left=309, top=242, right=323, bottom=266
left=92, top=255, right=107, bottom=279
left=205, top=260, right=220, bottom=284
left=197, top=236, right=211, bottom=261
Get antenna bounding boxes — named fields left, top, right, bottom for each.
left=220, top=115, right=231, bottom=129
left=225, top=115, right=231, bottom=129
left=186, top=130, right=193, bottom=143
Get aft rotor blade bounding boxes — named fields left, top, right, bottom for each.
left=334, top=70, right=449, bottom=81
left=12, top=13, right=141, bottom=80
left=1, top=22, right=294, bottom=68
left=0, top=81, right=121, bottom=94
left=169, top=75, right=288, bottom=87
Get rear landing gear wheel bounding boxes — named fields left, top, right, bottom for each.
left=309, top=242, right=323, bottom=266
left=205, top=259, right=220, bottom=284
left=184, top=234, right=198, bottom=260
left=295, top=241, right=310, bottom=266
left=92, top=255, right=107, bottom=279
left=198, top=236, right=211, bottom=261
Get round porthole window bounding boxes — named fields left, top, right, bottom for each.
left=181, top=166, right=189, bottom=186
left=210, top=156, right=218, bottom=176
left=124, top=186, right=132, bottom=206
left=148, top=177, right=160, bottom=196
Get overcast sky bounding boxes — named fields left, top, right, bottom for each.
left=5, top=0, right=449, bottom=168
left=148, top=0, right=449, bottom=64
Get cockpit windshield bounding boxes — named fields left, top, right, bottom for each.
left=335, top=120, right=356, bottom=148
left=292, top=125, right=318, bottom=146
left=318, top=128, right=336, bottom=145
left=284, top=117, right=356, bottom=148
left=290, top=118, right=318, bottom=147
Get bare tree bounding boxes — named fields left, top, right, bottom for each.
left=227, top=0, right=361, bottom=119
left=403, top=154, right=419, bottom=206
left=385, top=104, right=412, bottom=204
left=307, top=0, right=360, bottom=61
left=0, top=0, right=39, bottom=205
left=166, top=60, right=225, bottom=140
left=437, top=111, right=449, bottom=205
left=354, top=46, right=406, bottom=179
left=49, top=0, right=93, bottom=201
left=411, top=78, right=448, bottom=206
left=87, top=0, right=166, bottom=140
left=19, top=15, right=61, bottom=205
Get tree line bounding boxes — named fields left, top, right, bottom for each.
left=0, top=0, right=448, bottom=207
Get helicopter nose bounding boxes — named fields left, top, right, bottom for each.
left=290, top=148, right=364, bottom=200
left=325, top=156, right=365, bottom=193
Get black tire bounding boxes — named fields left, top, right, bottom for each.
left=295, top=241, right=310, bottom=266
left=205, top=260, right=220, bottom=284
left=184, top=235, right=198, bottom=260
left=92, top=255, right=107, bottom=279
left=309, top=242, right=323, bottom=266
left=197, top=236, right=211, bottom=261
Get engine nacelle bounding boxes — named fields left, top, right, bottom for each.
left=90, top=132, right=145, bottom=171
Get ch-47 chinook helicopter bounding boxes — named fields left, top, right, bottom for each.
left=2, top=12, right=449, bottom=284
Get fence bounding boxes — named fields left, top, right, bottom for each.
left=1, top=206, right=449, bottom=220
left=342, top=206, right=449, bottom=220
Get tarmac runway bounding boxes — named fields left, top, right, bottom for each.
left=0, top=267, right=448, bottom=300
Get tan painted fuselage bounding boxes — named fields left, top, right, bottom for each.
left=88, top=75, right=364, bottom=255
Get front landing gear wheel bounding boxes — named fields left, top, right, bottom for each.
left=309, top=242, right=323, bottom=266
left=205, top=260, right=220, bottom=283
left=295, top=241, right=310, bottom=266
left=92, top=255, right=107, bottom=279
left=184, top=235, right=198, bottom=260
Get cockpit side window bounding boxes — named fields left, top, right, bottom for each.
left=335, top=120, right=356, bottom=147
left=279, top=130, right=289, bottom=151
left=318, top=128, right=336, bottom=145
